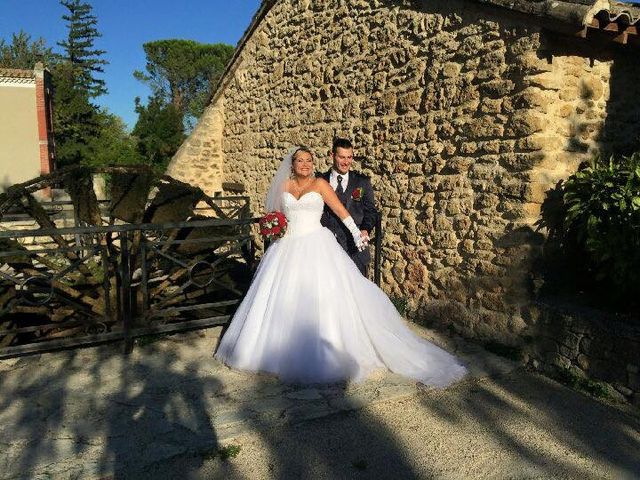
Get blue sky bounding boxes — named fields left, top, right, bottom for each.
left=0, top=0, right=261, bottom=128
left=2, top=0, right=639, bottom=128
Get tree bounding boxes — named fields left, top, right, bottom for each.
left=57, top=0, right=108, bottom=98
left=0, top=30, right=55, bottom=69
left=134, top=39, right=234, bottom=127
left=50, top=61, right=101, bottom=167
left=132, top=95, right=185, bottom=171
left=86, top=111, right=145, bottom=168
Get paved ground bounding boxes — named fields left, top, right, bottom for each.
left=0, top=325, right=638, bottom=479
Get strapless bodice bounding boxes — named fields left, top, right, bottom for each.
left=282, top=191, right=324, bottom=237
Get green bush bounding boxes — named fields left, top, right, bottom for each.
left=539, top=153, right=640, bottom=309
left=564, top=153, right=640, bottom=283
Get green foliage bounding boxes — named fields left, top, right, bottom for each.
left=51, top=61, right=102, bottom=167
left=352, top=459, right=368, bottom=470
left=57, top=0, right=108, bottom=98
left=217, top=444, right=241, bottom=460
left=0, top=30, right=56, bottom=69
left=551, top=367, right=611, bottom=399
left=538, top=152, right=640, bottom=310
left=483, top=341, right=524, bottom=362
left=563, top=154, right=640, bottom=297
left=390, top=296, right=408, bottom=316
left=52, top=0, right=109, bottom=166
left=85, top=111, right=145, bottom=167
left=133, top=95, right=185, bottom=171
left=134, top=39, right=234, bottom=126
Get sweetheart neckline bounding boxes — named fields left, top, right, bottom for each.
left=284, top=190, right=322, bottom=202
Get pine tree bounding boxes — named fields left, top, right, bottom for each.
left=57, top=0, right=108, bottom=98
left=133, top=95, right=185, bottom=171
left=51, top=61, right=101, bottom=167
left=134, top=40, right=234, bottom=127
left=0, top=30, right=55, bottom=69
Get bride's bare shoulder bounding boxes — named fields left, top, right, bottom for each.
left=314, top=177, right=330, bottom=190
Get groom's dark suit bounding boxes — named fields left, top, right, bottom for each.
left=320, top=169, right=379, bottom=276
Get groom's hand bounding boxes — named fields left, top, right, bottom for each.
left=360, top=230, right=369, bottom=247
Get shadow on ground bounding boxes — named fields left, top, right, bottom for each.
left=417, top=369, right=640, bottom=478
left=0, top=330, right=424, bottom=479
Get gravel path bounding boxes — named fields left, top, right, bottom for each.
left=0, top=326, right=638, bottom=479
left=153, top=369, right=640, bottom=480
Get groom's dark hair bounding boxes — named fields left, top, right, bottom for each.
left=332, top=137, right=353, bottom=154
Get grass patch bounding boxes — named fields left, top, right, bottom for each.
left=218, top=444, right=242, bottom=460
left=201, top=444, right=242, bottom=461
left=391, top=296, right=408, bottom=316
left=134, top=333, right=166, bottom=346
left=551, top=366, right=611, bottom=399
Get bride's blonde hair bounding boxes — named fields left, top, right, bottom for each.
left=290, top=146, right=314, bottom=177
left=292, top=146, right=313, bottom=161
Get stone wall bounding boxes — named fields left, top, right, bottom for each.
left=177, top=0, right=640, bottom=344
left=525, top=301, right=640, bottom=405
left=166, top=100, right=225, bottom=196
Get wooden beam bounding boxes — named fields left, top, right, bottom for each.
left=613, top=31, right=629, bottom=44
left=603, top=22, right=620, bottom=32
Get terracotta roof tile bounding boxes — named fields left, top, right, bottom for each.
left=0, top=68, right=36, bottom=79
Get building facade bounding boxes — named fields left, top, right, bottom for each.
left=167, top=0, right=640, bottom=343
left=0, top=63, right=55, bottom=193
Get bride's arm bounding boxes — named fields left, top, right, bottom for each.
left=316, top=179, right=367, bottom=249
left=315, top=178, right=349, bottom=219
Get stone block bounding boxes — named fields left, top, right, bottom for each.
left=480, top=79, right=515, bottom=97
left=442, top=62, right=462, bottom=78
left=505, top=112, right=543, bottom=137
left=576, top=353, right=590, bottom=371
left=464, top=117, right=504, bottom=138
left=579, top=77, right=604, bottom=100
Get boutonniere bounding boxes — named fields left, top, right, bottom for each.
left=351, top=187, right=364, bottom=201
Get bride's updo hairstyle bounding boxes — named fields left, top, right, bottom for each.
left=292, top=146, right=313, bottom=162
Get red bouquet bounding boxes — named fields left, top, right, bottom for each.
left=259, top=211, right=288, bottom=240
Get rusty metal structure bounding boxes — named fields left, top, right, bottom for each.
left=0, top=166, right=256, bottom=357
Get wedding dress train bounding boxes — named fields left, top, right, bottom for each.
left=214, top=191, right=467, bottom=386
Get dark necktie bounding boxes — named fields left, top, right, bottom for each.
left=336, top=175, right=344, bottom=196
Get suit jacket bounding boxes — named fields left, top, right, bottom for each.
left=320, top=169, right=379, bottom=260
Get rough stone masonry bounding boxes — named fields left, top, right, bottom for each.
left=166, top=0, right=640, bottom=399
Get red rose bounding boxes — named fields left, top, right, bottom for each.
left=351, top=187, right=364, bottom=201
left=259, top=211, right=288, bottom=239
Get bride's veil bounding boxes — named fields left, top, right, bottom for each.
left=264, top=145, right=299, bottom=212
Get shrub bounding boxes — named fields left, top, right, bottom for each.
left=538, top=153, right=640, bottom=310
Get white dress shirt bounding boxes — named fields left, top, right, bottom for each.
left=329, top=169, right=349, bottom=192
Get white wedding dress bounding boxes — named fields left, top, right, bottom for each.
left=214, top=191, right=467, bottom=386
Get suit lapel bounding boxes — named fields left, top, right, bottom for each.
left=344, top=172, right=357, bottom=210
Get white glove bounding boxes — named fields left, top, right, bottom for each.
left=342, top=216, right=368, bottom=251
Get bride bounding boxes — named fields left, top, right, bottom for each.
left=214, top=146, right=467, bottom=386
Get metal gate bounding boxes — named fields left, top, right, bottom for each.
left=0, top=166, right=255, bottom=358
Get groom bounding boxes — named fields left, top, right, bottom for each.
left=321, top=138, right=379, bottom=276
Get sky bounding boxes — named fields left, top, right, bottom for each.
left=0, top=0, right=262, bottom=129
left=2, top=0, right=639, bottom=129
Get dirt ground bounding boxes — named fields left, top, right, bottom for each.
left=149, top=368, right=640, bottom=480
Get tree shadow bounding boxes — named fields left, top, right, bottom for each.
left=417, top=369, right=640, bottom=478
left=98, top=344, right=225, bottom=479
left=0, top=335, right=235, bottom=479
left=222, top=376, right=425, bottom=479
left=0, top=331, right=429, bottom=479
